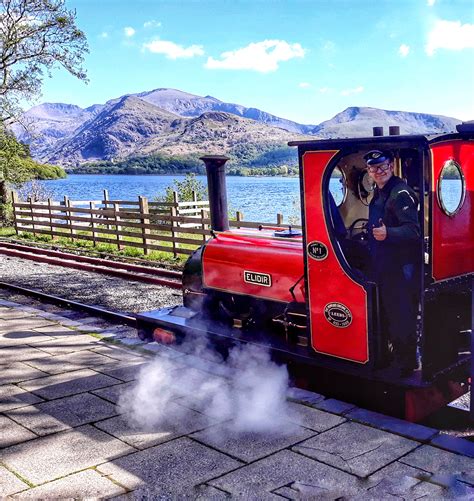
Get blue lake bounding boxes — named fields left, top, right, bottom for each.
left=40, top=174, right=302, bottom=223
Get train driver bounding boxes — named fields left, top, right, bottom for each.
left=364, top=150, right=421, bottom=377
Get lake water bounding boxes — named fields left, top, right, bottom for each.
left=40, top=175, right=302, bottom=223
left=38, top=174, right=461, bottom=224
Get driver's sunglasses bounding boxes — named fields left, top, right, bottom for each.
left=367, top=162, right=391, bottom=174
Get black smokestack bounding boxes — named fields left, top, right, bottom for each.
left=389, top=126, right=400, bottom=136
left=200, top=155, right=230, bottom=232
left=373, top=126, right=384, bottom=136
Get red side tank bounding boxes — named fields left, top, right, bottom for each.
left=202, top=230, right=305, bottom=303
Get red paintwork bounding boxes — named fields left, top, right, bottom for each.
left=202, top=230, right=305, bottom=303
left=302, top=151, right=369, bottom=364
left=431, top=140, right=474, bottom=281
left=405, top=381, right=466, bottom=422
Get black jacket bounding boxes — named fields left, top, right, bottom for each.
left=368, top=176, right=421, bottom=281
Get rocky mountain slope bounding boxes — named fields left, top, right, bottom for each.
left=16, top=87, right=461, bottom=167
left=311, top=107, right=460, bottom=137
left=45, top=96, right=301, bottom=166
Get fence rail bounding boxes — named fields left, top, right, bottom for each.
left=11, top=189, right=299, bottom=257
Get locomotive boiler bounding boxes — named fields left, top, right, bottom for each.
left=137, top=123, right=474, bottom=422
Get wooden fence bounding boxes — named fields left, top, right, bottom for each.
left=11, top=190, right=298, bottom=257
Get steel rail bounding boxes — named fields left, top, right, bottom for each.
left=0, top=241, right=182, bottom=278
left=0, top=281, right=137, bottom=326
left=0, top=244, right=182, bottom=289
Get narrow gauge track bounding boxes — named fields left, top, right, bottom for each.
left=0, top=241, right=182, bottom=289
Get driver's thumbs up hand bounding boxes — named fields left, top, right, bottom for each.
left=373, top=219, right=387, bottom=241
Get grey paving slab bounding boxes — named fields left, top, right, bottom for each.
left=95, top=401, right=213, bottom=449
left=312, top=398, right=358, bottom=414
left=1, top=424, right=134, bottom=485
left=30, top=323, right=79, bottom=336
left=0, top=415, right=37, bottom=449
left=288, top=402, right=346, bottom=432
left=10, top=469, right=127, bottom=499
left=287, top=387, right=325, bottom=405
left=18, top=368, right=122, bottom=399
left=400, top=445, right=474, bottom=486
left=0, top=309, right=33, bottom=320
left=139, top=341, right=185, bottom=359
left=0, top=362, right=49, bottom=385
left=124, top=484, right=231, bottom=500
left=0, top=317, right=56, bottom=332
left=94, top=361, right=148, bottom=382
left=91, top=344, right=148, bottom=362
left=346, top=407, right=438, bottom=441
left=0, top=384, right=44, bottom=412
left=24, top=348, right=123, bottom=375
left=0, top=465, right=29, bottom=497
left=92, top=381, right=136, bottom=404
left=97, top=437, right=241, bottom=495
left=209, top=449, right=365, bottom=498
left=292, top=421, right=418, bottom=478
left=0, top=344, right=52, bottom=363
left=32, top=334, right=102, bottom=355
left=363, top=460, right=473, bottom=500
left=7, top=393, right=118, bottom=436
left=0, top=329, right=56, bottom=346
left=191, top=422, right=316, bottom=463
left=430, top=433, right=474, bottom=458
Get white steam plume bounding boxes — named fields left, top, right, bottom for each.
left=118, top=341, right=293, bottom=435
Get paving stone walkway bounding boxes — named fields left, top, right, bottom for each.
left=0, top=297, right=473, bottom=499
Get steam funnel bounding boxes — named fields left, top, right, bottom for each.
left=200, top=155, right=230, bottom=232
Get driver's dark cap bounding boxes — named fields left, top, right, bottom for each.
left=364, top=150, right=393, bottom=165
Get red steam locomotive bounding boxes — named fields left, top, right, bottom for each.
left=137, top=123, right=474, bottom=422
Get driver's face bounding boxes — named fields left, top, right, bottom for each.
left=367, top=161, right=394, bottom=188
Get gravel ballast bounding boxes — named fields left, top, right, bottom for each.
left=0, top=255, right=182, bottom=314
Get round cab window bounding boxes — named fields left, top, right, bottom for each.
left=438, top=160, right=465, bottom=216
left=329, top=167, right=346, bottom=207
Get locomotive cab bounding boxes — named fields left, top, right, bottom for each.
left=137, top=124, right=474, bottom=422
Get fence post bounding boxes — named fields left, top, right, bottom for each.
left=47, top=198, right=54, bottom=239
left=103, top=189, right=110, bottom=230
left=64, top=196, right=75, bottom=242
left=201, top=208, right=207, bottom=243
left=171, top=191, right=179, bottom=257
left=236, top=211, right=243, bottom=229
left=29, top=198, right=36, bottom=237
left=90, top=201, right=97, bottom=247
left=277, top=213, right=284, bottom=226
left=11, top=191, right=18, bottom=235
left=139, top=196, right=150, bottom=256
left=113, top=202, right=122, bottom=251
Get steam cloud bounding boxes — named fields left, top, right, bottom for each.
left=118, top=340, right=294, bottom=435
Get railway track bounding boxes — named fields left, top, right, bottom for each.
left=0, top=241, right=182, bottom=289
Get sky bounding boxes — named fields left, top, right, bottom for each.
left=37, top=0, right=474, bottom=125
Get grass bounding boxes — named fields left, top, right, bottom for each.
left=8, top=229, right=191, bottom=267
left=0, top=226, right=16, bottom=237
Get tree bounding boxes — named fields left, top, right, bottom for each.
left=0, top=0, right=89, bottom=124
left=0, top=0, right=87, bottom=223
left=160, top=173, right=207, bottom=203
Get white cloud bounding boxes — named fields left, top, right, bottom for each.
left=124, top=27, right=135, bottom=37
left=99, top=31, right=108, bottom=39
left=144, top=20, right=162, bottom=29
left=205, top=40, right=305, bottom=73
left=319, top=87, right=331, bottom=94
left=143, top=40, right=204, bottom=59
left=427, top=0, right=435, bottom=6
left=322, top=40, right=336, bottom=52
left=340, top=86, right=364, bottom=96
left=299, top=82, right=311, bottom=88
left=399, top=44, right=410, bottom=57
left=426, top=19, right=474, bottom=55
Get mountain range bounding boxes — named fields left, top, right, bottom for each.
left=14, top=88, right=461, bottom=168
